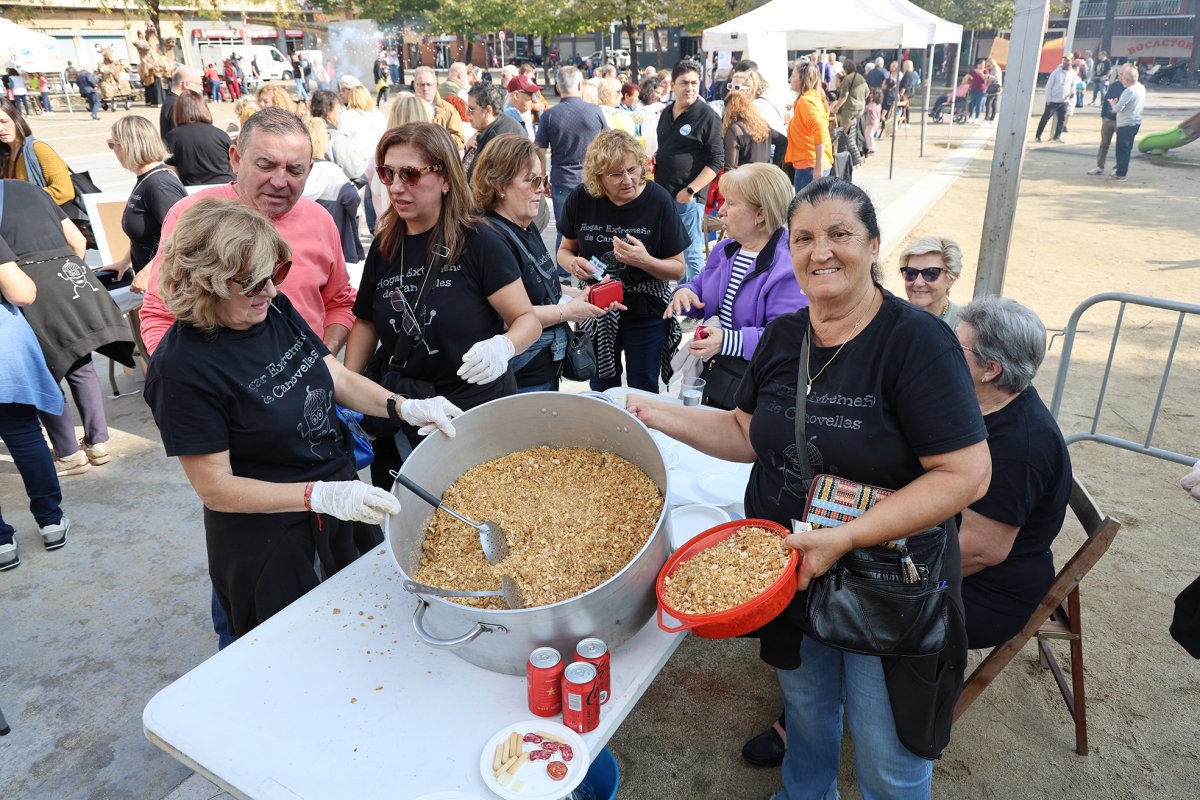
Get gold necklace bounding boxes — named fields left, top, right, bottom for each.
left=805, top=291, right=873, bottom=396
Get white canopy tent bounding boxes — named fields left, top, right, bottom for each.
left=703, top=0, right=965, bottom=174
left=0, top=17, right=67, bottom=73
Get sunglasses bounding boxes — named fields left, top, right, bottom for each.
left=231, top=260, right=291, bottom=297
left=106, top=139, right=118, bottom=150
left=729, top=83, right=750, bottom=92
left=377, top=163, right=443, bottom=187
left=526, top=175, right=551, bottom=192
left=900, top=266, right=947, bottom=283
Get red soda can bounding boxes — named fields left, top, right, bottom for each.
left=575, top=638, right=611, bottom=704
left=561, top=662, right=600, bottom=734
left=527, top=647, right=565, bottom=717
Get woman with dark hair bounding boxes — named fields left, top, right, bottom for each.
left=722, top=90, right=771, bottom=169
left=164, top=91, right=234, bottom=186
left=308, top=89, right=363, bottom=184
left=629, top=177, right=990, bottom=798
left=471, top=133, right=619, bottom=392
left=344, top=122, right=540, bottom=486
left=0, top=98, right=76, bottom=207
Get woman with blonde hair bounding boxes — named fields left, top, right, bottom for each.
left=665, top=163, right=805, bottom=409
left=145, top=197, right=459, bottom=643
left=344, top=123, right=539, bottom=485
left=786, top=61, right=832, bottom=191
left=341, top=83, right=387, bottom=180
left=722, top=90, right=771, bottom=169
left=256, top=84, right=296, bottom=114
left=899, top=235, right=964, bottom=329
left=558, top=130, right=688, bottom=393
left=99, top=114, right=187, bottom=281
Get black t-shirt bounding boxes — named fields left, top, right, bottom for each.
left=122, top=166, right=187, bottom=271
left=164, top=123, right=235, bottom=186
left=962, top=387, right=1072, bottom=620
left=353, top=223, right=523, bottom=400
left=558, top=181, right=689, bottom=318
left=654, top=99, right=724, bottom=196
left=486, top=213, right=561, bottom=386
left=0, top=179, right=69, bottom=258
left=736, top=290, right=987, bottom=527
left=145, top=293, right=348, bottom=483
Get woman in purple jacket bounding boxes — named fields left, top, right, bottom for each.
left=664, top=163, right=806, bottom=409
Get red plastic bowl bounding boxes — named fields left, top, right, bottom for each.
left=656, top=519, right=799, bottom=639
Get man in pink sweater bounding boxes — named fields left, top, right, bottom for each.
left=135, top=108, right=356, bottom=355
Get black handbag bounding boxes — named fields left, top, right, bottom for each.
left=701, top=353, right=748, bottom=410
left=562, top=326, right=597, bottom=382
left=792, top=328, right=949, bottom=657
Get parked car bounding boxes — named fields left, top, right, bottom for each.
left=587, top=48, right=631, bottom=69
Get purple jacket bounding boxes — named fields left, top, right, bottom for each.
left=674, top=227, right=807, bottom=360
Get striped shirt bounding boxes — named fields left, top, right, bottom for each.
left=718, top=250, right=757, bottom=357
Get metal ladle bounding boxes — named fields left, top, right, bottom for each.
left=402, top=577, right=526, bottom=610
left=391, top=471, right=510, bottom=565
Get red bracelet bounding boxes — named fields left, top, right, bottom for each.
left=303, top=481, right=315, bottom=511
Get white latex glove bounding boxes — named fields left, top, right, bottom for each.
left=1181, top=460, right=1200, bottom=502
left=400, top=396, right=463, bottom=437
left=457, top=334, right=515, bottom=385
left=309, top=480, right=400, bottom=524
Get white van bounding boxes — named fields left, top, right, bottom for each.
left=199, top=43, right=293, bottom=81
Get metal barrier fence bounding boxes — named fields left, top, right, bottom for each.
left=1049, top=292, right=1199, bottom=467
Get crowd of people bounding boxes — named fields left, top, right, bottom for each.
left=1, top=45, right=1188, bottom=800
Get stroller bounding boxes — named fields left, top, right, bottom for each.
left=929, top=91, right=967, bottom=124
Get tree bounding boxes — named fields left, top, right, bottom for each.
left=914, top=1, right=1017, bottom=32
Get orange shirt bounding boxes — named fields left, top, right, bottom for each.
left=785, top=89, right=833, bottom=171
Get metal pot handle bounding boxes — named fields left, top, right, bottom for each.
left=411, top=598, right=507, bottom=648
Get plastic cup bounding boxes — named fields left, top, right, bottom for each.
left=681, top=377, right=705, bottom=406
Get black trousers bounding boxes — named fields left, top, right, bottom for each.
left=1036, top=101, right=1068, bottom=139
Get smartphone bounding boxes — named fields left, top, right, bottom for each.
left=588, top=278, right=623, bottom=308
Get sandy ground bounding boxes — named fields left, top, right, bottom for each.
left=2, top=86, right=1198, bottom=800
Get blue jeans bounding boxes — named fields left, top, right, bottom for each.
left=212, top=588, right=237, bottom=650
left=517, top=379, right=559, bottom=393
left=589, top=315, right=668, bottom=394
left=551, top=183, right=574, bottom=278
left=968, top=89, right=985, bottom=119
left=1115, top=123, right=1140, bottom=177
left=85, top=91, right=99, bottom=118
left=0, top=403, right=64, bottom=543
left=794, top=167, right=831, bottom=192
left=294, top=77, right=309, bottom=101
left=1091, top=79, right=1106, bottom=104
left=775, top=636, right=933, bottom=800
left=676, top=199, right=704, bottom=282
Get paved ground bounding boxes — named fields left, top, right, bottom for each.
left=2, top=83, right=1198, bottom=800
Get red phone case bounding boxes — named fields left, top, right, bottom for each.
left=588, top=279, right=624, bottom=308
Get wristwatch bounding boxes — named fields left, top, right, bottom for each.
left=684, top=186, right=696, bottom=197
left=386, top=393, right=403, bottom=425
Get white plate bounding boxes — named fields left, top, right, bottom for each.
left=697, top=466, right=752, bottom=507
left=670, top=504, right=732, bottom=549
left=478, top=720, right=589, bottom=800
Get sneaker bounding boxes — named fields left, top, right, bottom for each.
left=0, top=540, right=18, bottom=571
left=1087, top=167, right=1104, bottom=175
left=1052, top=137, right=1065, bottom=143
left=1113, top=175, right=1127, bottom=182
left=1035, top=136, right=1042, bottom=143
left=81, top=438, right=111, bottom=466
left=55, top=450, right=91, bottom=476
left=40, top=516, right=70, bottom=551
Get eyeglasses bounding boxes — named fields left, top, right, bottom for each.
left=526, top=175, right=551, bottom=192
left=729, top=83, right=750, bottom=92
left=900, top=266, right=947, bottom=283
left=231, top=260, right=291, bottom=297
left=603, top=165, right=642, bottom=181
left=377, top=163, right=443, bottom=187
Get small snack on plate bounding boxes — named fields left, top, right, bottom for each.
left=662, top=525, right=791, bottom=615
left=547, top=761, right=569, bottom=781
left=482, top=721, right=587, bottom=800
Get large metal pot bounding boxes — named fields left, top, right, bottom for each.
left=385, top=392, right=671, bottom=675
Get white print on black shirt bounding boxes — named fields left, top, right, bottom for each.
left=59, top=260, right=100, bottom=299
left=297, top=385, right=335, bottom=457
left=245, top=333, right=323, bottom=405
